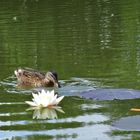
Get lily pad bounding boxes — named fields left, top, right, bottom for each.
left=80, top=89, right=140, bottom=101
left=112, top=115, right=140, bottom=131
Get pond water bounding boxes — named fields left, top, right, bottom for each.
left=0, top=0, right=140, bottom=139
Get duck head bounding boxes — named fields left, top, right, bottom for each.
left=45, top=71, right=61, bottom=88
left=14, top=68, right=23, bottom=78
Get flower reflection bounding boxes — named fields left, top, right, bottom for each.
left=27, top=106, right=65, bottom=119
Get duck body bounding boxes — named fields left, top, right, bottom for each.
left=14, top=68, right=60, bottom=88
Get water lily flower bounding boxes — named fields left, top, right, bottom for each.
left=25, top=89, right=64, bottom=108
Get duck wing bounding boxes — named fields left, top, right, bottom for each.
left=17, top=67, right=45, bottom=80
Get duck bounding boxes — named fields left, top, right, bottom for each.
left=14, top=67, right=60, bottom=88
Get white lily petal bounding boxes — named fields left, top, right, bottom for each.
left=56, top=96, right=64, bottom=105
left=41, top=89, right=46, bottom=94
left=55, top=107, right=65, bottom=114
left=25, top=101, right=37, bottom=106
left=32, top=93, right=40, bottom=104
left=50, top=90, right=55, bottom=95
left=46, top=90, right=50, bottom=95
left=32, top=93, right=38, bottom=99
left=48, top=94, right=57, bottom=105
left=32, top=98, right=40, bottom=106
left=25, top=90, right=64, bottom=108
left=41, top=100, right=49, bottom=107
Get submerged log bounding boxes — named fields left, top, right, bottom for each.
left=80, top=88, right=140, bottom=101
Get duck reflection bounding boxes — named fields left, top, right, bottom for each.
left=27, top=106, right=64, bottom=119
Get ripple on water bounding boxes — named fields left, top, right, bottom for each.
left=0, top=76, right=112, bottom=140
left=0, top=76, right=96, bottom=95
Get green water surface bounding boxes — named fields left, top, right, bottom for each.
left=0, top=0, right=140, bottom=140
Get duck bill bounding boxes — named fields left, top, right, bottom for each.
left=57, top=82, right=61, bottom=88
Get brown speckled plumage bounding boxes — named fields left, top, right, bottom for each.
left=14, top=68, right=60, bottom=88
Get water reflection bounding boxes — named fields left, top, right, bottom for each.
left=27, top=106, right=65, bottom=119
